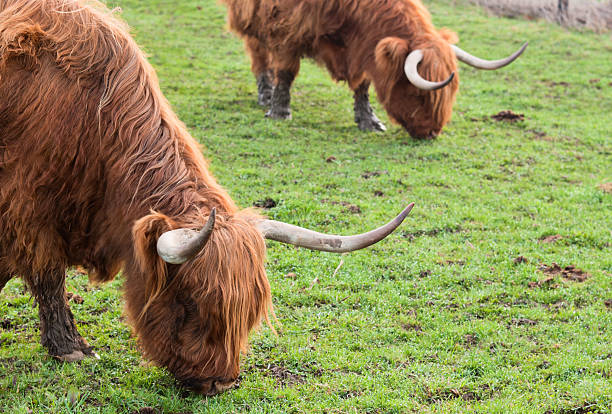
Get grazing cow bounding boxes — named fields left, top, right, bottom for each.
left=221, top=0, right=527, bottom=138
left=0, top=0, right=414, bottom=396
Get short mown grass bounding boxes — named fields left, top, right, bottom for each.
left=1, top=0, right=610, bottom=412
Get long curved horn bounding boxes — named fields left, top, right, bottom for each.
left=404, top=50, right=454, bottom=91
left=156, top=208, right=216, bottom=264
left=451, top=42, right=528, bottom=70
left=256, top=203, right=414, bottom=253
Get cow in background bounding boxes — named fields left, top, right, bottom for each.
left=222, top=0, right=527, bottom=138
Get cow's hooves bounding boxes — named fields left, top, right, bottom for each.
left=55, top=350, right=86, bottom=362
left=54, top=348, right=100, bottom=362
left=357, top=119, right=386, bottom=132
left=265, top=109, right=291, bottom=120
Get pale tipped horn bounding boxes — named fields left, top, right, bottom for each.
left=451, top=42, right=528, bottom=70
left=256, top=203, right=414, bottom=253
left=404, top=50, right=454, bottom=91
left=156, top=208, right=216, bottom=264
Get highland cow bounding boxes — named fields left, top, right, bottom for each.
left=0, top=0, right=414, bottom=396
left=222, top=0, right=527, bottom=138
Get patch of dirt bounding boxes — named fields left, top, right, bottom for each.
left=66, top=292, right=84, bottom=304
left=419, top=270, right=432, bottom=278
left=539, top=234, right=563, bottom=243
left=528, top=276, right=558, bottom=289
left=529, top=129, right=554, bottom=141
left=598, top=182, right=612, bottom=194
left=373, top=190, right=384, bottom=197
left=132, top=409, right=157, bottom=414
left=321, top=199, right=361, bottom=214
left=546, top=81, right=571, bottom=87
left=361, top=170, right=388, bottom=179
left=539, top=263, right=590, bottom=282
left=439, top=259, right=465, bottom=266
left=402, top=323, right=422, bottom=333
left=266, top=364, right=306, bottom=386
left=605, top=299, right=612, bottom=309
left=514, top=256, right=529, bottom=264
left=285, top=272, right=297, bottom=279
left=325, top=155, right=337, bottom=163
left=463, top=334, right=479, bottom=347
left=425, top=386, right=482, bottom=403
left=253, top=198, right=277, bottom=209
left=511, top=318, right=538, bottom=326
left=337, top=390, right=363, bottom=399
left=544, top=402, right=603, bottom=414
left=401, top=225, right=463, bottom=240
left=491, top=110, right=524, bottom=122
left=131, top=408, right=192, bottom=414
left=0, top=319, right=14, bottom=329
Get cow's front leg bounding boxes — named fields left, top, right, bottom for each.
left=267, top=59, right=299, bottom=120
left=353, top=81, right=386, bottom=132
left=245, top=37, right=273, bottom=106
left=26, top=269, right=96, bottom=362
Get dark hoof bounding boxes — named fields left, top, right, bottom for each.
left=54, top=347, right=100, bottom=362
left=265, top=109, right=291, bottom=120
left=357, top=117, right=386, bottom=132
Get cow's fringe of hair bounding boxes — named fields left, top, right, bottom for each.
left=129, top=210, right=271, bottom=377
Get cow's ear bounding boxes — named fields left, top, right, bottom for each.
left=132, top=212, right=174, bottom=309
left=439, top=28, right=458, bottom=45
left=375, top=37, right=409, bottom=73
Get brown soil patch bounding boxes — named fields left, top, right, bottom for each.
left=605, top=299, right=612, bottom=309
left=425, top=386, right=483, bottom=402
left=253, top=198, right=277, bottom=209
left=539, top=263, right=590, bottom=282
left=463, top=334, right=478, bottom=347
left=491, top=110, right=524, bottom=122
left=267, top=364, right=306, bottom=386
left=402, top=323, right=423, bottom=333
left=514, top=256, right=529, bottom=264
left=598, top=182, right=612, bottom=194
left=539, top=234, right=563, bottom=243
left=0, top=319, right=14, bottom=329
left=373, top=190, right=384, bottom=197
left=511, top=318, right=538, bottom=326
left=321, top=199, right=361, bottom=214
left=361, top=170, right=388, bottom=179
left=325, top=155, right=337, bottom=163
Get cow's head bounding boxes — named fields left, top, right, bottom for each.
left=372, top=30, right=527, bottom=139
left=128, top=203, right=415, bottom=395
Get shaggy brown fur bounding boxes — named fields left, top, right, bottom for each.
left=222, top=0, right=460, bottom=138
left=0, top=0, right=270, bottom=395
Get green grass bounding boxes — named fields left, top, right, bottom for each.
left=1, top=0, right=611, bottom=412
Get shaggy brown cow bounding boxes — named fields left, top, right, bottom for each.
left=0, top=0, right=413, bottom=396
left=222, top=0, right=527, bottom=138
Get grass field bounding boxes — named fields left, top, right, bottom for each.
left=0, top=0, right=611, bottom=412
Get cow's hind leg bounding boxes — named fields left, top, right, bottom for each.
left=353, top=81, right=386, bottom=132
left=26, top=269, right=95, bottom=362
left=0, top=272, right=12, bottom=293
left=245, top=37, right=273, bottom=106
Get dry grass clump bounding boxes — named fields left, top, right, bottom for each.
left=471, top=0, right=612, bottom=31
